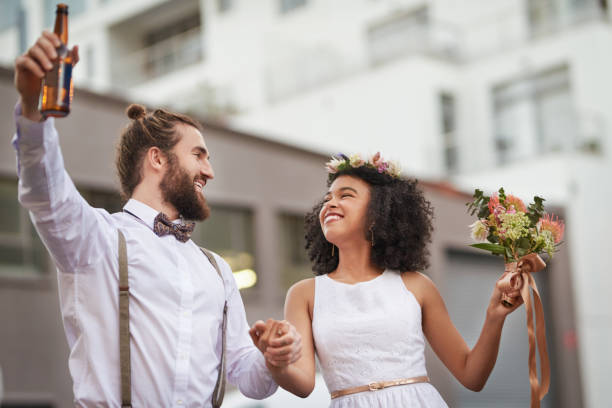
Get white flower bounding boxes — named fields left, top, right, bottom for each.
left=470, top=220, right=489, bottom=241
left=349, top=154, right=365, bottom=168
left=325, top=157, right=344, bottom=173
left=388, top=161, right=401, bottom=177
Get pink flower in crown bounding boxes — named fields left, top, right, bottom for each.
left=369, top=152, right=383, bottom=167
left=538, top=213, right=565, bottom=244
left=377, top=162, right=389, bottom=173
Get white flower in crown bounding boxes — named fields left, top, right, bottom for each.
left=325, top=157, right=344, bottom=174
left=388, top=160, right=402, bottom=177
left=349, top=154, right=365, bottom=167
left=325, top=152, right=401, bottom=179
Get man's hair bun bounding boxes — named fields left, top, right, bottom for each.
left=126, top=104, right=147, bottom=120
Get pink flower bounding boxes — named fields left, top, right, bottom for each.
left=493, top=205, right=506, bottom=219
left=538, top=213, right=565, bottom=244
left=325, top=164, right=338, bottom=174
left=506, top=194, right=527, bottom=213
left=377, top=162, right=389, bottom=173
left=488, top=194, right=500, bottom=214
left=369, top=152, right=383, bottom=167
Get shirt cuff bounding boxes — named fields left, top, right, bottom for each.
left=13, top=101, right=55, bottom=174
left=253, top=351, right=275, bottom=384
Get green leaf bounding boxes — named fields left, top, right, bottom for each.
left=498, top=187, right=507, bottom=203
left=470, top=243, right=507, bottom=255
left=505, top=246, right=515, bottom=262
left=517, top=237, right=530, bottom=250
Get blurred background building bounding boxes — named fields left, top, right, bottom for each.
left=1, top=0, right=610, bottom=406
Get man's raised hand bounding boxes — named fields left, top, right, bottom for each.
left=14, top=30, right=79, bottom=120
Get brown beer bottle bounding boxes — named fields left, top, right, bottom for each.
left=40, top=3, right=73, bottom=118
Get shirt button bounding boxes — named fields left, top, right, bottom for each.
left=177, top=400, right=183, bottom=405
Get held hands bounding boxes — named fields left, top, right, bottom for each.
left=249, top=319, right=302, bottom=371
left=14, top=30, right=79, bottom=121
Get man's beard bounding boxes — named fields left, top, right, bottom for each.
left=160, top=153, right=210, bottom=221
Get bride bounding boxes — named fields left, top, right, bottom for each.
left=250, top=153, right=522, bottom=407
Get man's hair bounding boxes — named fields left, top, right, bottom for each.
left=304, top=165, right=434, bottom=274
left=115, top=104, right=202, bottom=200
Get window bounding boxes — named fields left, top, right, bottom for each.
left=79, top=188, right=123, bottom=214
left=191, top=206, right=257, bottom=290
left=0, top=179, right=48, bottom=277
left=367, top=7, right=430, bottom=65
left=279, top=213, right=312, bottom=291
left=279, top=0, right=307, bottom=14
left=439, top=93, right=457, bottom=173
left=528, top=0, right=607, bottom=35
left=143, top=13, right=203, bottom=79
left=493, top=67, right=576, bottom=164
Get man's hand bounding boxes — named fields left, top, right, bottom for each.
left=249, top=319, right=302, bottom=369
left=14, top=30, right=79, bottom=121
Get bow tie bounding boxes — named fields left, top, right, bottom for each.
left=153, top=213, right=195, bottom=243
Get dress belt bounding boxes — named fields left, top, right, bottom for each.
left=330, top=375, right=430, bottom=399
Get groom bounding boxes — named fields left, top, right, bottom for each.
left=13, top=31, right=301, bottom=407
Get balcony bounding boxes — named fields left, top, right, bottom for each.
left=367, top=8, right=462, bottom=66
left=113, top=25, right=203, bottom=88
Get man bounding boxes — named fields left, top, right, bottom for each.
left=13, top=31, right=301, bottom=407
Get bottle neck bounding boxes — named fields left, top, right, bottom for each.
left=53, top=10, right=68, bottom=44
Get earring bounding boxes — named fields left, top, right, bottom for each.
left=331, top=244, right=335, bottom=256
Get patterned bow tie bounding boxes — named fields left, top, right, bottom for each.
left=153, top=212, right=195, bottom=243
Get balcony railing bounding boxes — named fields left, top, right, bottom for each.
left=367, top=19, right=462, bottom=66
left=264, top=20, right=462, bottom=102
left=113, top=26, right=203, bottom=88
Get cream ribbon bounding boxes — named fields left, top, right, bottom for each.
left=498, top=253, right=550, bottom=408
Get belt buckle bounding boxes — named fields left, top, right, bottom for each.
left=368, top=382, right=383, bottom=391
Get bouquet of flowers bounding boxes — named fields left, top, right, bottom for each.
left=467, top=187, right=565, bottom=408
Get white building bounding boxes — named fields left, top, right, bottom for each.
left=1, top=0, right=611, bottom=407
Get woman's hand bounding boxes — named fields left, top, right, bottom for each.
left=249, top=319, right=302, bottom=369
left=486, top=272, right=523, bottom=321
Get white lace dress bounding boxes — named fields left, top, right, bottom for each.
left=312, top=270, right=448, bottom=407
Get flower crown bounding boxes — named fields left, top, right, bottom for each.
left=325, top=152, right=401, bottom=179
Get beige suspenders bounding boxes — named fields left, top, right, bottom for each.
left=117, top=230, right=228, bottom=408
left=118, top=231, right=131, bottom=407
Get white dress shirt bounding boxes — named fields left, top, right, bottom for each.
left=12, top=105, right=277, bottom=407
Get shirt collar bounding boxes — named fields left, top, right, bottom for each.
left=123, top=199, right=166, bottom=231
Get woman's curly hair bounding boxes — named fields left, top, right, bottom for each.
left=304, top=165, right=434, bottom=274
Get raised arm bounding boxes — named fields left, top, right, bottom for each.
left=406, top=271, right=522, bottom=391
left=13, top=32, right=117, bottom=273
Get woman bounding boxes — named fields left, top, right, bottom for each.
left=250, top=152, right=522, bottom=407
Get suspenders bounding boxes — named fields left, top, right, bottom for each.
left=117, top=230, right=228, bottom=408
